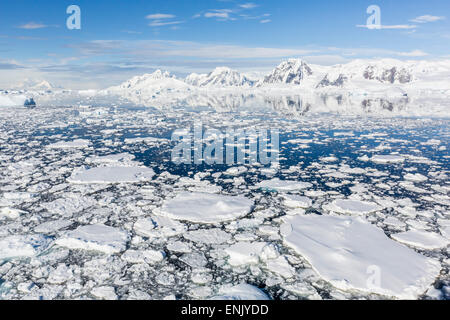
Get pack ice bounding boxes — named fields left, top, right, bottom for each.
left=157, top=192, right=254, bottom=224
left=281, top=215, right=441, bottom=299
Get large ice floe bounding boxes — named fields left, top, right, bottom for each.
left=281, top=215, right=441, bottom=299
left=55, top=224, right=129, bottom=254
left=68, top=166, right=155, bottom=184
left=157, top=192, right=254, bottom=224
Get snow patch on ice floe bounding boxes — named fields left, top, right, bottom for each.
left=257, top=178, right=312, bottom=192
left=0, top=235, right=52, bottom=260
left=324, top=199, right=382, bottom=215
left=157, top=192, right=254, bottom=224
left=68, top=166, right=155, bottom=184
left=281, top=215, right=441, bottom=299
left=55, top=224, right=129, bottom=254
left=391, top=230, right=449, bottom=250
left=210, top=284, right=270, bottom=300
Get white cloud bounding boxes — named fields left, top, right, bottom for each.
left=17, top=22, right=48, bottom=29
left=357, top=24, right=417, bottom=30
left=396, top=50, right=429, bottom=57
left=146, top=14, right=176, bottom=20
left=240, top=3, right=258, bottom=9
left=260, top=19, right=271, bottom=24
left=410, top=15, right=445, bottom=23
left=148, top=20, right=184, bottom=27
left=204, top=9, right=234, bottom=20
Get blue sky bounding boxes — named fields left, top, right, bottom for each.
left=0, top=0, right=449, bottom=88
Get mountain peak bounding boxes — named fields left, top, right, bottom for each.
left=260, top=58, right=313, bottom=85
left=186, top=67, right=253, bottom=87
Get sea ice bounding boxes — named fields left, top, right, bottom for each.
left=282, top=195, right=312, bottom=208
left=183, top=228, right=232, bottom=245
left=68, top=166, right=155, bottom=184
left=371, top=155, right=405, bottom=164
left=391, top=230, right=449, bottom=250
left=281, top=215, right=441, bottom=299
left=225, top=242, right=268, bottom=266
left=210, top=284, right=270, bottom=300
left=324, top=199, right=382, bottom=215
left=0, top=207, right=24, bottom=220
left=257, top=178, right=312, bottom=192
left=157, top=192, right=254, bottom=224
left=0, top=235, right=52, bottom=260
left=47, top=139, right=91, bottom=149
left=56, top=224, right=129, bottom=254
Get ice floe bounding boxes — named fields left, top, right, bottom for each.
left=56, top=224, right=129, bottom=254
left=157, top=192, right=254, bottom=224
left=0, top=235, right=52, bottom=260
left=281, top=215, right=441, bottom=299
left=68, top=166, right=155, bottom=184
left=323, top=199, right=382, bottom=215
left=257, top=178, right=312, bottom=192
left=211, top=284, right=270, bottom=300
left=371, top=155, right=405, bottom=164
left=391, top=230, right=449, bottom=250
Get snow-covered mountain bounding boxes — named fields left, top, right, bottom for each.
left=2, top=58, right=449, bottom=116
left=258, top=59, right=313, bottom=86
left=103, top=70, right=192, bottom=107
left=13, top=79, right=58, bottom=91
left=185, top=67, right=253, bottom=87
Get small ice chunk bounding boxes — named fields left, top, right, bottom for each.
left=68, top=166, right=155, bottom=184
left=404, top=173, right=428, bottom=182
left=158, top=192, right=253, bottom=224
left=0, top=207, right=25, bottom=220
left=371, top=155, right=405, bottom=164
left=35, top=220, right=73, bottom=233
left=0, top=235, right=52, bottom=260
left=91, top=286, right=117, bottom=300
left=210, top=284, right=270, bottom=300
left=184, top=228, right=232, bottom=245
left=282, top=215, right=441, bottom=299
left=324, top=199, right=382, bottom=215
left=391, top=230, right=449, bottom=250
left=225, top=242, right=267, bottom=266
left=265, top=256, right=296, bottom=279
left=134, top=216, right=187, bottom=239
left=56, top=224, right=129, bottom=254
left=121, top=249, right=165, bottom=264
left=257, top=178, right=312, bottom=192
left=47, top=139, right=90, bottom=149
left=282, top=195, right=312, bottom=208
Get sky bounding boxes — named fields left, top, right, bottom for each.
left=0, top=0, right=449, bottom=89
